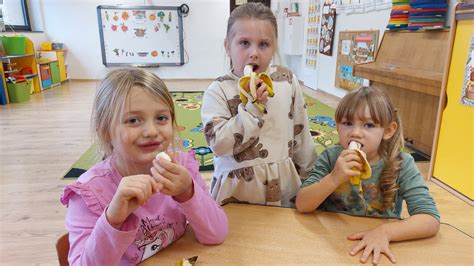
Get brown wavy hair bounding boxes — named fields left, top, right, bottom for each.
left=335, top=86, right=404, bottom=209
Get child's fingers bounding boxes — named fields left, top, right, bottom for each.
left=359, top=246, right=373, bottom=263
left=348, top=231, right=365, bottom=240
left=153, top=158, right=179, bottom=176
left=151, top=167, right=175, bottom=190
left=382, top=248, right=396, bottom=263
left=349, top=240, right=366, bottom=257
left=372, top=248, right=381, bottom=265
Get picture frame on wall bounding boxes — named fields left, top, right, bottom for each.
left=319, top=3, right=336, bottom=56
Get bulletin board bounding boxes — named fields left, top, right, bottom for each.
left=335, top=30, right=379, bottom=90
left=97, top=5, right=185, bottom=67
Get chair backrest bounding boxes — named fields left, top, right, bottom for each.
left=56, top=233, right=69, bottom=266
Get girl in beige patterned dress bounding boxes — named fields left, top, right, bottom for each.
left=201, top=3, right=318, bottom=207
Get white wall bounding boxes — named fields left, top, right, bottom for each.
left=317, top=9, right=391, bottom=98
left=28, top=0, right=229, bottom=80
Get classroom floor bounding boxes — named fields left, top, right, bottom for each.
left=0, top=80, right=472, bottom=264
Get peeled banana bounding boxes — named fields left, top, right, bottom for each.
left=348, top=141, right=372, bottom=193
left=238, top=65, right=274, bottom=113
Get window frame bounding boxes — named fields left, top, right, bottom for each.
left=3, top=0, right=32, bottom=31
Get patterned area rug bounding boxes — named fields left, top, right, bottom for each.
left=63, top=91, right=426, bottom=179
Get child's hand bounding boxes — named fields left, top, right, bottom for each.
left=347, top=226, right=396, bottom=264
left=151, top=155, right=194, bottom=202
left=255, top=79, right=269, bottom=104
left=243, top=79, right=269, bottom=104
left=106, top=174, right=160, bottom=229
left=330, top=150, right=362, bottom=185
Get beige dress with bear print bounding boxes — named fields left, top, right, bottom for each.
left=201, top=65, right=317, bottom=207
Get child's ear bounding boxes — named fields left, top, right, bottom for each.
left=224, top=39, right=230, bottom=54
left=383, top=121, right=398, bottom=140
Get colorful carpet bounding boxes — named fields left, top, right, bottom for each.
left=63, top=91, right=426, bottom=179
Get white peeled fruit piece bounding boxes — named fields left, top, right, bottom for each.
left=156, top=152, right=171, bottom=161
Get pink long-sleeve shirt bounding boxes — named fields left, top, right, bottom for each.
left=60, top=150, right=228, bottom=265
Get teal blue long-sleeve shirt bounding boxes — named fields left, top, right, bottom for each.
left=301, top=145, right=440, bottom=221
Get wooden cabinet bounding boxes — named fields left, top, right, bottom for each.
left=430, top=3, right=474, bottom=203
left=354, top=30, right=450, bottom=155
left=36, top=50, right=68, bottom=82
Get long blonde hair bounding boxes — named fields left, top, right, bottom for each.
left=335, top=86, right=404, bottom=209
left=92, top=68, right=176, bottom=157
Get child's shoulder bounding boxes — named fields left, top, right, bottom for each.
left=320, top=144, right=343, bottom=158
left=214, top=74, right=235, bottom=83
left=268, top=65, right=294, bottom=83
left=60, top=157, right=119, bottom=213
left=76, top=157, right=117, bottom=185
left=399, top=151, right=416, bottom=166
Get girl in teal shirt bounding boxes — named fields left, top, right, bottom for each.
left=296, top=86, right=439, bottom=264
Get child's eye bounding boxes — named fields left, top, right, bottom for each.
left=239, top=40, right=250, bottom=47
left=126, top=117, right=141, bottom=124
left=156, top=115, right=170, bottom=123
left=260, top=42, right=269, bottom=48
left=342, top=121, right=352, bottom=126
left=365, top=123, right=376, bottom=128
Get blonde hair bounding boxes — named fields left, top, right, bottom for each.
left=92, top=68, right=176, bottom=157
left=226, top=3, right=278, bottom=68
left=335, top=87, right=404, bottom=209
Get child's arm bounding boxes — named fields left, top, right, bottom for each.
left=289, top=75, right=318, bottom=178
left=64, top=190, right=140, bottom=265
left=296, top=148, right=362, bottom=213
left=201, top=82, right=265, bottom=156
left=348, top=214, right=439, bottom=264
left=151, top=152, right=228, bottom=244
left=347, top=153, right=440, bottom=264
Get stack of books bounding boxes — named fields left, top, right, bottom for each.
left=408, top=0, right=448, bottom=30
left=387, top=0, right=411, bottom=30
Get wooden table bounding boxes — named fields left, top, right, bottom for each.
left=141, top=203, right=473, bottom=265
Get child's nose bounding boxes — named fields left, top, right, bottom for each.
left=350, top=126, right=363, bottom=137
left=143, top=121, right=159, bottom=137
left=249, top=46, right=259, bottom=59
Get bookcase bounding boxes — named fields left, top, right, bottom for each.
left=36, top=50, right=68, bottom=90
left=0, top=37, right=40, bottom=104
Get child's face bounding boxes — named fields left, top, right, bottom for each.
left=111, top=86, right=173, bottom=175
left=225, top=18, right=276, bottom=76
left=336, top=106, right=396, bottom=164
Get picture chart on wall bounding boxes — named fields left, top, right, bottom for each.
left=335, top=30, right=379, bottom=90
left=305, top=0, right=321, bottom=69
left=97, top=5, right=185, bottom=67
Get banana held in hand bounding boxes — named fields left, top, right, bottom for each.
left=156, top=151, right=171, bottom=161
left=348, top=141, right=372, bottom=193
left=238, top=65, right=274, bottom=113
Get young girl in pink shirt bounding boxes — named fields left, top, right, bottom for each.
left=60, top=68, right=228, bottom=265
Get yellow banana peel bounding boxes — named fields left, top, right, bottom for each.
left=238, top=65, right=274, bottom=113
left=348, top=141, right=372, bottom=193
left=175, top=256, right=198, bottom=266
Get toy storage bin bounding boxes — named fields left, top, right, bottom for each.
left=0, top=36, right=26, bottom=55
left=41, top=42, right=52, bottom=51
left=52, top=42, right=64, bottom=50
left=6, top=80, right=31, bottom=103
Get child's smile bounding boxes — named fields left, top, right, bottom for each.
left=111, top=86, right=173, bottom=176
